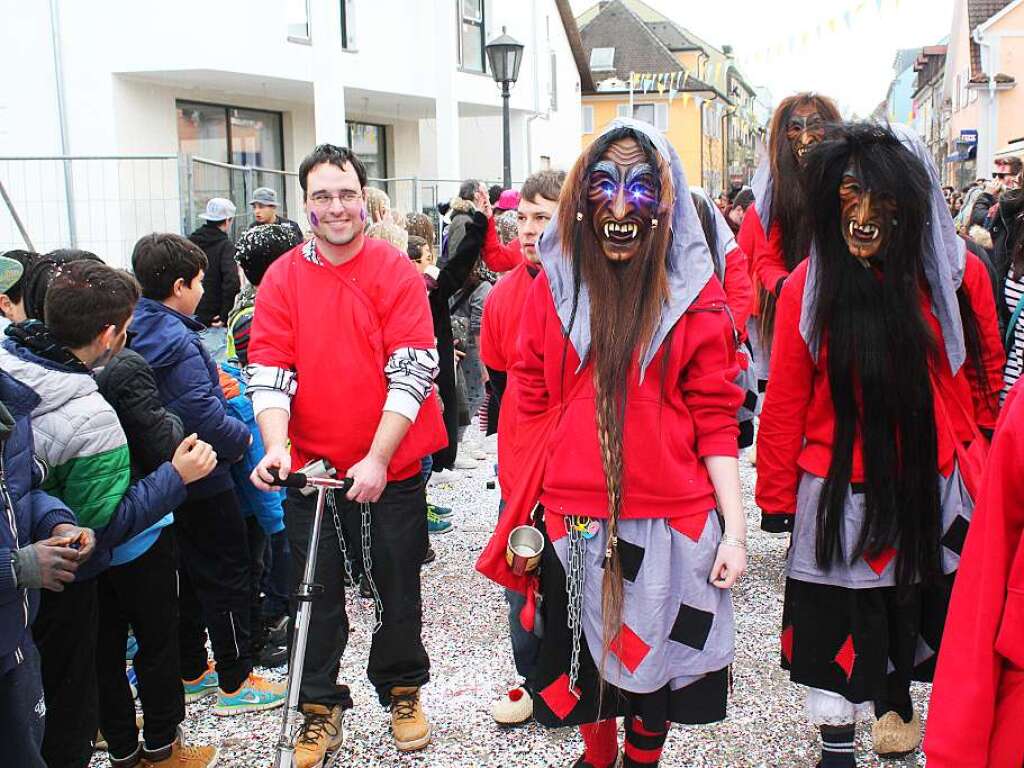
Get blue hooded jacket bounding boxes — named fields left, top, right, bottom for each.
left=0, top=369, right=75, bottom=676
left=130, top=298, right=250, bottom=500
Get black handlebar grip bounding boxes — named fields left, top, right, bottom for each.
left=269, top=472, right=309, bottom=489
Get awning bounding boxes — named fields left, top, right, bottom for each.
left=946, top=145, right=977, bottom=163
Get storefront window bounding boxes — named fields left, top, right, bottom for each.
left=348, top=122, right=388, bottom=189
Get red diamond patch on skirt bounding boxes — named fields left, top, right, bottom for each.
left=781, top=625, right=794, bottom=664
left=863, top=546, right=897, bottom=576
left=834, top=635, right=856, bottom=681
left=538, top=673, right=581, bottom=721
left=668, top=514, right=705, bottom=542
left=609, top=623, right=651, bottom=674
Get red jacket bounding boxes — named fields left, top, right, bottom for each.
left=737, top=204, right=789, bottom=313
left=925, top=381, right=1024, bottom=768
left=479, top=263, right=537, bottom=498
left=721, top=244, right=754, bottom=343
left=248, top=239, right=446, bottom=482
left=755, top=254, right=1005, bottom=517
left=481, top=217, right=523, bottom=272
left=513, top=272, right=741, bottom=521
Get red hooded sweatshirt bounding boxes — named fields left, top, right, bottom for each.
left=248, top=238, right=446, bottom=482
left=479, top=262, right=537, bottom=498
left=925, top=381, right=1024, bottom=768
left=755, top=253, right=1004, bottom=518
left=513, top=271, right=742, bottom=522
left=737, top=204, right=789, bottom=313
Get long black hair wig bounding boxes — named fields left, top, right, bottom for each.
left=802, top=123, right=941, bottom=587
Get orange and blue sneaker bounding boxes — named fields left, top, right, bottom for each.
left=182, top=662, right=219, bottom=704
left=213, top=672, right=287, bottom=717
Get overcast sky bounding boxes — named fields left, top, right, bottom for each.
left=569, top=0, right=956, bottom=116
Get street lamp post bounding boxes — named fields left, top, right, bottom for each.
left=485, top=27, right=524, bottom=189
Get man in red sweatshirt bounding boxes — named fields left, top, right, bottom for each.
left=248, top=144, right=445, bottom=766
left=480, top=169, right=565, bottom=726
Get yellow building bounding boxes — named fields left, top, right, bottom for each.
left=576, top=0, right=762, bottom=193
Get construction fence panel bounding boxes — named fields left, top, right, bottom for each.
left=187, top=157, right=301, bottom=241
left=0, top=155, right=179, bottom=268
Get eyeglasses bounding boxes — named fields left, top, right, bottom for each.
left=308, top=190, right=362, bottom=207
left=993, top=172, right=1014, bottom=179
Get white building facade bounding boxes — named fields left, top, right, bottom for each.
left=0, top=0, right=584, bottom=264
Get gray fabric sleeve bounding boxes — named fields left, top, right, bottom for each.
left=11, top=546, right=42, bottom=589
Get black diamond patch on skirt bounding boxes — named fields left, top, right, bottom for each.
left=600, top=537, right=645, bottom=583
left=669, top=602, right=714, bottom=651
left=941, top=515, right=969, bottom=556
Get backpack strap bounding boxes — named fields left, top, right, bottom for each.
left=1004, top=287, right=1024, bottom=349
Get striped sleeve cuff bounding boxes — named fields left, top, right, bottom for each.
left=383, top=347, right=439, bottom=422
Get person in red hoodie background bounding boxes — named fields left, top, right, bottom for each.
left=737, top=92, right=840, bottom=391
left=479, top=117, right=746, bottom=768
left=925, top=377, right=1024, bottom=767
left=248, top=144, right=445, bottom=765
left=480, top=169, right=565, bottom=727
left=755, top=124, right=1003, bottom=768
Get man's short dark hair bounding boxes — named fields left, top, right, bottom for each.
left=407, top=235, right=427, bottom=261
left=45, top=261, right=140, bottom=349
left=131, top=233, right=208, bottom=301
left=24, top=249, right=103, bottom=320
left=488, top=185, right=503, bottom=205
left=520, top=170, right=566, bottom=205
left=733, top=188, right=755, bottom=211
left=235, top=224, right=301, bottom=286
left=458, top=179, right=481, bottom=201
left=298, top=144, right=368, bottom=196
left=1, top=250, right=37, bottom=303
left=997, top=155, right=1024, bottom=175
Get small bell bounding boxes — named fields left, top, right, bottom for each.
left=576, top=211, right=584, bottom=221
left=651, top=218, right=659, bottom=229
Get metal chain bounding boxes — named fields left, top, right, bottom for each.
left=327, top=491, right=382, bottom=634
left=360, top=501, right=383, bottom=635
left=566, top=516, right=587, bottom=695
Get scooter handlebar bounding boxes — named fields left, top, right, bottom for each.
left=268, top=473, right=354, bottom=492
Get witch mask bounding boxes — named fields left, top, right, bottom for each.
left=786, top=102, right=827, bottom=166
left=838, top=167, right=898, bottom=266
left=587, top=137, right=661, bottom=262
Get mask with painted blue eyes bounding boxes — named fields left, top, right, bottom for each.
left=586, top=137, right=660, bottom=262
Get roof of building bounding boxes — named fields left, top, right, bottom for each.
left=968, top=0, right=1015, bottom=75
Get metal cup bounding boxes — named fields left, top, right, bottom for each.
left=506, top=525, right=544, bottom=575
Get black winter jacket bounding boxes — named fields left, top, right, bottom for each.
left=189, top=223, right=241, bottom=325
left=95, top=349, right=184, bottom=481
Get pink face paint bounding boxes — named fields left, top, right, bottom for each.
left=309, top=210, right=319, bottom=227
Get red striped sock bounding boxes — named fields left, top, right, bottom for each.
left=622, top=717, right=668, bottom=766
left=580, top=719, right=618, bottom=767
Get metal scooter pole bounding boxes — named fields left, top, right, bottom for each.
left=271, top=472, right=353, bottom=768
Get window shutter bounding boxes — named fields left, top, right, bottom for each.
left=582, top=105, right=595, bottom=133
left=344, top=0, right=356, bottom=48
left=617, top=103, right=631, bottom=119
left=655, top=103, right=669, bottom=131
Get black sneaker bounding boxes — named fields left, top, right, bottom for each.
left=265, top=615, right=289, bottom=647
left=259, top=643, right=289, bottom=669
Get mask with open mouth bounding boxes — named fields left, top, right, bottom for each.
left=587, top=137, right=660, bottom=262
left=786, top=104, right=827, bottom=166
left=839, top=169, right=897, bottom=266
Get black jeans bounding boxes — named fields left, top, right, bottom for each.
left=34, top=579, right=98, bottom=768
left=245, top=516, right=267, bottom=654
left=176, top=488, right=252, bottom=692
left=285, top=474, right=430, bottom=707
left=0, top=641, right=46, bottom=768
left=261, top=529, right=290, bottom=621
left=96, top=529, right=184, bottom=758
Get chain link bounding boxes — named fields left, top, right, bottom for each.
left=327, top=491, right=383, bottom=635
left=566, top=516, right=587, bottom=696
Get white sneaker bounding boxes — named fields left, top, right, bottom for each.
left=428, top=469, right=461, bottom=486
left=453, top=456, right=477, bottom=470
left=491, top=686, right=533, bottom=726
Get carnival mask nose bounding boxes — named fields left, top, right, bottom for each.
left=839, top=173, right=896, bottom=264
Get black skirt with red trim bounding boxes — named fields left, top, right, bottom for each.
left=779, top=574, right=955, bottom=704
left=528, top=520, right=729, bottom=731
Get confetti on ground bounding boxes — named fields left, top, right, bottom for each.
left=90, top=432, right=928, bottom=767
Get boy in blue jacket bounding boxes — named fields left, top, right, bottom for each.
left=0, top=256, right=91, bottom=768
left=130, top=233, right=286, bottom=716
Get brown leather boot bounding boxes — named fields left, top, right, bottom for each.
left=389, top=687, right=431, bottom=752
left=141, top=727, right=218, bottom=767
left=292, top=704, right=345, bottom=768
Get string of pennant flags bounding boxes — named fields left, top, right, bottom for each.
left=738, top=0, right=906, bottom=68
left=626, top=70, right=759, bottom=135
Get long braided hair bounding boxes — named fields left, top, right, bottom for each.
left=556, top=126, right=674, bottom=674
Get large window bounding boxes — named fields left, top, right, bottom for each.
left=176, top=101, right=286, bottom=233
left=459, top=0, right=486, bottom=73
left=348, top=122, right=388, bottom=188
left=617, top=102, right=668, bottom=131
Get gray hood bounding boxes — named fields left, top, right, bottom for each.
left=798, top=123, right=967, bottom=374
left=750, top=157, right=774, bottom=229
left=690, top=186, right=738, bottom=282
left=538, top=117, right=715, bottom=381
left=0, top=345, right=97, bottom=418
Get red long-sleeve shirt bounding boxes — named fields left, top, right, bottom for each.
left=480, top=263, right=536, bottom=497
left=513, top=272, right=741, bottom=521
left=481, top=217, right=523, bottom=272
left=737, top=205, right=790, bottom=312
left=720, top=244, right=754, bottom=342
left=925, top=381, right=1024, bottom=768
left=755, top=253, right=1005, bottom=517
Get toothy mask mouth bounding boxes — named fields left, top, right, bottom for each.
left=602, top=221, right=640, bottom=243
